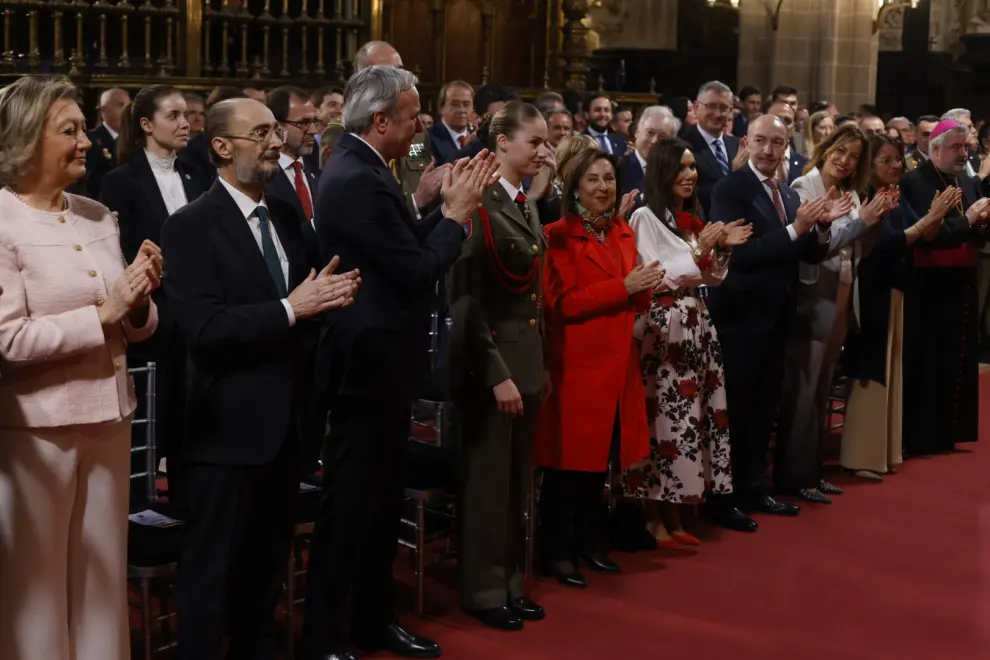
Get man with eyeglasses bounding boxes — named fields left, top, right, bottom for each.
left=685, top=80, right=747, bottom=216
left=164, top=97, right=361, bottom=660
left=266, top=86, right=323, bottom=227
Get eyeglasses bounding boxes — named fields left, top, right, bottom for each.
left=874, top=157, right=903, bottom=167
left=223, top=126, right=287, bottom=144
left=284, top=118, right=324, bottom=131
left=699, top=102, right=733, bottom=115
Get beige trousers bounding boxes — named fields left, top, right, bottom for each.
left=0, top=417, right=132, bottom=660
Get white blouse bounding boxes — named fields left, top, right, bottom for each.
left=145, top=149, right=188, bottom=216
left=628, top=206, right=728, bottom=291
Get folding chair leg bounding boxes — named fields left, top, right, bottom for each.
left=285, top=538, right=296, bottom=660
left=140, top=577, right=153, bottom=660
left=415, top=500, right=426, bottom=617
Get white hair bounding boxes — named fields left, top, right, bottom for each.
left=930, top=124, right=968, bottom=149
left=697, top=81, right=732, bottom=100
left=941, top=108, right=971, bottom=124
left=342, top=65, right=418, bottom=135
left=99, top=87, right=127, bottom=108
left=638, top=105, right=681, bottom=134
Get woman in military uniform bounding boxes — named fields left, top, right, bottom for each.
left=447, top=100, right=550, bottom=631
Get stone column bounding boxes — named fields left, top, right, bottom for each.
left=736, top=0, right=880, bottom=112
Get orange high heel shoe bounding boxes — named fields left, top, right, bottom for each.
left=670, top=532, right=701, bottom=546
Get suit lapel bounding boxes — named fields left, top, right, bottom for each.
left=177, top=160, right=203, bottom=203
left=268, top=199, right=309, bottom=290
left=269, top=168, right=305, bottom=221
left=490, top=185, right=539, bottom=240
left=131, top=151, right=171, bottom=229
left=780, top=184, right=800, bottom=223
left=210, top=183, right=280, bottom=299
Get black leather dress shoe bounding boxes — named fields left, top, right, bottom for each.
left=746, top=495, right=800, bottom=516
left=509, top=596, right=545, bottom=621
left=463, top=606, right=523, bottom=631
left=819, top=480, right=844, bottom=495
left=351, top=623, right=441, bottom=659
left=710, top=506, right=758, bottom=532
left=581, top=552, right=621, bottom=573
left=545, top=561, right=587, bottom=588
left=796, top=489, right=832, bottom=504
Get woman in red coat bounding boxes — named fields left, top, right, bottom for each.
left=535, top=146, right=665, bottom=587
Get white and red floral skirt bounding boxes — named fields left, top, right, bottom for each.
left=621, top=290, right=733, bottom=503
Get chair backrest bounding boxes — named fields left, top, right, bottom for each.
left=128, top=362, right=158, bottom=504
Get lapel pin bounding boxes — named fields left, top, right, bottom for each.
left=102, top=148, right=112, bottom=160
left=184, top=173, right=191, bottom=180
left=492, top=189, right=500, bottom=200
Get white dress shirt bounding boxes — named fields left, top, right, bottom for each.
left=747, top=160, right=828, bottom=244
left=498, top=177, right=523, bottom=201
left=104, top=124, right=119, bottom=140
left=635, top=149, right=647, bottom=173
left=217, top=177, right=296, bottom=326
left=145, top=149, right=189, bottom=216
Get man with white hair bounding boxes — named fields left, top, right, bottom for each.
left=84, top=87, right=129, bottom=199
left=303, top=65, right=498, bottom=660
left=621, top=105, right=679, bottom=209
left=941, top=108, right=981, bottom=178
left=685, top=81, right=747, bottom=216
left=900, top=118, right=990, bottom=456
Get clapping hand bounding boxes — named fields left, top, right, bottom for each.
left=287, top=255, right=361, bottom=320
left=412, top=160, right=451, bottom=209
left=719, top=219, right=753, bottom=247
left=731, top=137, right=749, bottom=171
left=965, top=197, right=990, bottom=225
left=441, top=150, right=500, bottom=225
left=619, top=190, right=640, bottom=219
left=624, top=260, right=666, bottom=295
left=793, top=197, right=828, bottom=233
left=859, top=188, right=895, bottom=226
left=698, top=221, right=724, bottom=254
left=821, top=187, right=855, bottom=224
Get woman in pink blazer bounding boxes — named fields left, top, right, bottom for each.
left=0, top=76, right=162, bottom=660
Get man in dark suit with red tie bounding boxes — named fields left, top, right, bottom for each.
left=707, top=114, right=850, bottom=532
left=163, top=98, right=360, bottom=660
left=302, top=65, right=497, bottom=660
left=428, top=80, right=475, bottom=165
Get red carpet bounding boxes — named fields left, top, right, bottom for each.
left=376, top=373, right=990, bottom=660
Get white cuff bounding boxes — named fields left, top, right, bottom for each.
left=413, top=203, right=422, bottom=220
left=281, top=299, right=296, bottom=327
left=787, top=224, right=798, bottom=242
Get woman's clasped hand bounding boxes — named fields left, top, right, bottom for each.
left=99, top=239, right=162, bottom=327
left=624, top=260, right=666, bottom=295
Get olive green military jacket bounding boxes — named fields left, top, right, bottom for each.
left=447, top=182, right=547, bottom=397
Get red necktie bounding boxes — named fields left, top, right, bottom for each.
left=457, top=135, right=468, bottom=148
left=292, top=161, right=313, bottom=220
left=765, top=178, right=787, bottom=225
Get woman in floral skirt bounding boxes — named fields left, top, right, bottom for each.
left=622, top=138, right=751, bottom=548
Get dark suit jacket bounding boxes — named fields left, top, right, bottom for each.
left=161, top=181, right=320, bottom=465
left=100, top=150, right=209, bottom=352
left=444, top=136, right=486, bottom=165
left=786, top=150, right=809, bottom=184
left=684, top=124, right=740, bottom=218
left=620, top=152, right=646, bottom=210
left=706, top=165, right=828, bottom=340
left=313, top=133, right=466, bottom=401
left=265, top=159, right=321, bottom=227
left=429, top=122, right=468, bottom=166
left=177, top=133, right=218, bottom=191
left=584, top=129, right=627, bottom=157
left=732, top=114, right=748, bottom=138
left=84, top=125, right=117, bottom=200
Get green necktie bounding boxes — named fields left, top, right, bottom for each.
left=255, top=206, right=287, bottom=298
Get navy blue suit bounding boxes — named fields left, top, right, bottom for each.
left=584, top=128, right=627, bottom=157
left=785, top=150, right=808, bottom=184
left=620, top=152, right=646, bottom=210
left=706, top=165, right=828, bottom=502
left=684, top=124, right=740, bottom=218
left=304, top=133, right=465, bottom=654
left=429, top=121, right=467, bottom=166
left=83, top=125, right=117, bottom=200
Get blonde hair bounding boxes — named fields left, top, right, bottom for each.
left=0, top=75, right=78, bottom=187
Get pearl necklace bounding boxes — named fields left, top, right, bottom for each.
left=6, top=187, right=69, bottom=213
